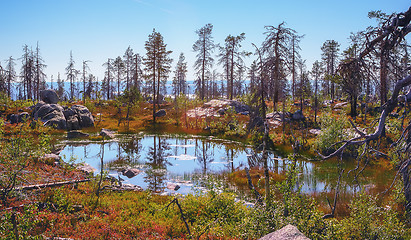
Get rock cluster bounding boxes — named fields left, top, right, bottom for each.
left=15, top=89, right=96, bottom=130
left=258, top=224, right=310, bottom=240
left=187, top=99, right=250, bottom=118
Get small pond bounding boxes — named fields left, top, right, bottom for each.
left=60, top=134, right=394, bottom=198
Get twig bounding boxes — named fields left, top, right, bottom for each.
left=245, top=167, right=263, bottom=205
left=165, top=198, right=191, bottom=237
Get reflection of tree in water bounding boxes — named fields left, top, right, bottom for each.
left=144, top=136, right=171, bottom=193
left=105, top=136, right=143, bottom=170
left=225, top=145, right=240, bottom=173
left=195, top=139, right=214, bottom=175
left=119, top=135, right=142, bottom=164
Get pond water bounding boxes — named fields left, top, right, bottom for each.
left=60, top=134, right=394, bottom=197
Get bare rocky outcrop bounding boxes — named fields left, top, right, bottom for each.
left=100, top=128, right=115, bottom=139
left=67, top=130, right=89, bottom=139
left=154, top=109, right=167, bottom=118
left=187, top=99, right=250, bottom=118
left=258, top=225, right=310, bottom=240
left=40, top=89, right=60, bottom=104
left=31, top=100, right=94, bottom=130
left=121, top=168, right=141, bottom=178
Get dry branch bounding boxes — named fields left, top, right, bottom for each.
left=2, top=179, right=90, bottom=191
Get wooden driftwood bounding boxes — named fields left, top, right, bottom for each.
left=2, top=179, right=90, bottom=191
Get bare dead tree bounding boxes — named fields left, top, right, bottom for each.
left=319, top=6, right=411, bottom=218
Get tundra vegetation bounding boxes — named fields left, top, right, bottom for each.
left=0, top=7, right=411, bottom=239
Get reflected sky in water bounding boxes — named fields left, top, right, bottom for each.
left=60, top=134, right=392, bottom=196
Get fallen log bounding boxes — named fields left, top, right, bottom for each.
left=2, top=179, right=90, bottom=191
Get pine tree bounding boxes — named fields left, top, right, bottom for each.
left=81, top=60, right=91, bottom=101
left=193, top=23, right=214, bottom=100
left=113, top=56, right=124, bottom=97
left=102, top=58, right=113, bottom=100
left=5, top=56, right=16, bottom=97
left=34, top=42, right=47, bottom=100
left=172, top=53, right=188, bottom=98
left=66, top=51, right=78, bottom=100
left=143, top=29, right=173, bottom=122
left=321, top=40, right=340, bottom=101
left=56, top=72, right=65, bottom=100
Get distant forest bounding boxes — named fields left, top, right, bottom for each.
left=0, top=9, right=410, bottom=119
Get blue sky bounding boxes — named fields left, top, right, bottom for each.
left=0, top=0, right=410, bottom=82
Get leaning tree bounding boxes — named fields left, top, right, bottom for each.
left=319, top=6, right=411, bottom=219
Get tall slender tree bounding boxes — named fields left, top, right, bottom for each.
left=143, top=29, right=173, bottom=122
left=219, top=33, right=249, bottom=99
left=193, top=23, right=215, bottom=100
left=81, top=60, right=91, bottom=101
left=0, top=63, right=5, bottom=94
left=123, top=46, right=134, bottom=92
left=20, top=45, right=34, bottom=100
left=321, top=40, right=340, bottom=101
left=34, top=42, right=46, bottom=100
left=290, top=34, right=304, bottom=101
left=172, top=53, right=188, bottom=98
left=311, top=60, right=323, bottom=123
left=56, top=72, right=65, bottom=100
left=5, top=56, right=16, bottom=97
left=66, top=51, right=78, bottom=100
left=113, top=56, right=125, bottom=97
left=102, top=58, right=113, bottom=100
left=132, top=53, right=143, bottom=92
left=262, top=22, right=296, bottom=110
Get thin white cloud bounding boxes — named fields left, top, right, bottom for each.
left=133, top=0, right=173, bottom=15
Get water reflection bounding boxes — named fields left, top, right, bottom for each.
left=60, top=134, right=393, bottom=196
left=145, top=135, right=171, bottom=192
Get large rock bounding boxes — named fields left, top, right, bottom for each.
left=121, top=168, right=141, bottom=178
left=67, top=130, right=89, bottom=139
left=167, top=182, right=181, bottom=191
left=37, top=104, right=67, bottom=129
left=33, top=103, right=64, bottom=121
left=30, top=102, right=94, bottom=130
left=333, top=101, right=349, bottom=109
left=188, top=99, right=250, bottom=118
left=71, top=105, right=94, bottom=128
left=258, top=225, right=310, bottom=240
left=66, top=115, right=80, bottom=130
left=9, top=112, right=30, bottom=124
left=100, top=128, right=115, bottom=139
left=292, top=110, right=305, bottom=121
left=154, top=109, right=167, bottom=118
left=76, top=163, right=96, bottom=175
left=40, top=89, right=59, bottom=104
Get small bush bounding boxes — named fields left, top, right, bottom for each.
left=314, top=112, right=347, bottom=154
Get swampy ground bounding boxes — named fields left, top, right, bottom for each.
left=0, top=97, right=409, bottom=239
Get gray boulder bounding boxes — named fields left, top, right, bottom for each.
left=40, top=153, right=62, bottom=163
left=71, top=105, right=94, bottom=128
left=167, top=182, right=181, bottom=191
left=66, top=115, right=80, bottom=130
left=31, top=102, right=94, bottom=130
left=292, top=110, right=305, bottom=121
left=67, top=130, right=89, bottom=139
left=100, top=128, right=115, bottom=139
left=18, top=112, right=30, bottom=122
left=44, top=114, right=67, bottom=129
left=33, top=103, right=64, bottom=121
left=40, top=89, right=59, bottom=104
left=121, top=168, right=141, bottom=178
left=154, top=109, right=167, bottom=118
left=76, top=163, right=96, bottom=175
left=33, top=103, right=67, bottom=129
left=258, top=225, right=310, bottom=240
left=229, top=100, right=250, bottom=113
